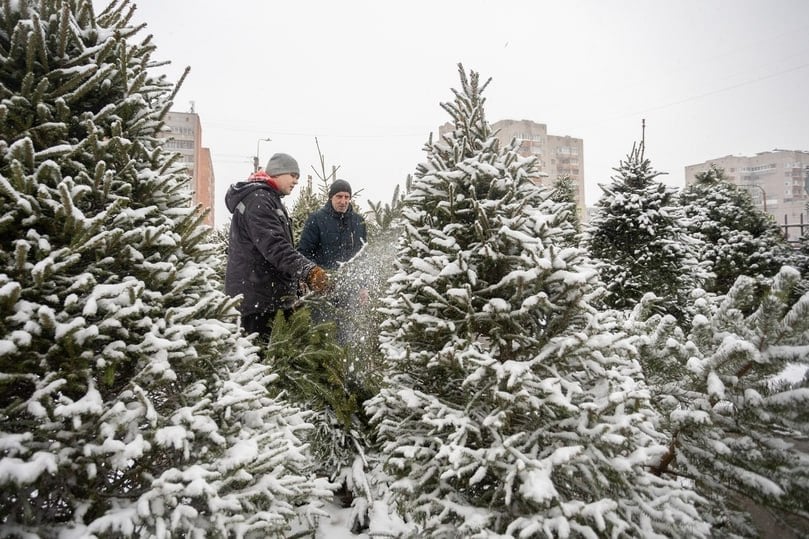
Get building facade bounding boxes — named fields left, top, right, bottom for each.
left=160, top=111, right=216, bottom=226
left=439, top=119, right=585, bottom=219
left=685, top=150, right=809, bottom=240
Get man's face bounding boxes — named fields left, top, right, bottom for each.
left=274, top=172, right=300, bottom=196
left=331, top=192, right=351, bottom=213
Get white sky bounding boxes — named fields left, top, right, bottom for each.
left=114, top=0, right=809, bottom=228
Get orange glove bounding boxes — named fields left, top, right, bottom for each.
left=306, top=266, right=330, bottom=293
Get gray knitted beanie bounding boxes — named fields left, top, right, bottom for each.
left=328, top=179, right=352, bottom=198
left=265, top=153, right=299, bottom=176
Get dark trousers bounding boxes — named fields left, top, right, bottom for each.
left=242, top=309, right=293, bottom=341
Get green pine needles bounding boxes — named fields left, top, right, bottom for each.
left=629, top=267, right=809, bottom=536
left=263, top=308, right=358, bottom=428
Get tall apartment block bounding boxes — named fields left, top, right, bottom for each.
left=159, top=111, right=216, bottom=227
left=439, top=119, right=585, bottom=219
left=685, top=149, right=809, bottom=240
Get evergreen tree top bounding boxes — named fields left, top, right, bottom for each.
left=586, top=140, right=704, bottom=322
left=692, top=162, right=727, bottom=185
left=681, top=164, right=776, bottom=232
left=598, top=142, right=670, bottom=200
left=680, top=163, right=789, bottom=294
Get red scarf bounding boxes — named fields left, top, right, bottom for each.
left=248, top=170, right=280, bottom=191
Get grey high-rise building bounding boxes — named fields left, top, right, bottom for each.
left=439, top=119, right=585, bottom=219
left=159, top=111, right=216, bottom=227
left=685, top=149, right=809, bottom=240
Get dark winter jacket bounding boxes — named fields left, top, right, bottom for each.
left=225, top=181, right=315, bottom=317
left=298, top=202, right=367, bottom=269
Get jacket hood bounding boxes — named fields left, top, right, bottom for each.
left=225, top=181, right=276, bottom=214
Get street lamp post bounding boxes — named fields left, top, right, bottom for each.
left=253, top=137, right=272, bottom=172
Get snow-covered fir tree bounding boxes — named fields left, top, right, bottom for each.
left=0, top=1, right=329, bottom=536
left=365, top=64, right=712, bottom=538
left=797, top=225, right=809, bottom=297
left=366, top=177, right=408, bottom=244
left=279, top=179, right=414, bottom=534
left=208, top=219, right=229, bottom=283
left=291, top=174, right=324, bottom=238
left=679, top=163, right=791, bottom=295
left=549, top=173, right=581, bottom=235
left=586, top=142, right=705, bottom=323
left=325, top=178, right=414, bottom=532
left=627, top=268, right=809, bottom=537
left=290, top=140, right=344, bottom=238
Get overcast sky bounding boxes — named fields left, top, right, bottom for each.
left=115, top=0, right=809, bottom=228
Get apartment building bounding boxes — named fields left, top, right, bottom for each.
left=685, top=149, right=809, bottom=240
left=438, top=119, right=585, bottom=219
left=160, top=111, right=216, bottom=226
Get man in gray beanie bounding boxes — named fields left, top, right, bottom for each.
left=224, top=153, right=330, bottom=339
left=264, top=152, right=300, bottom=178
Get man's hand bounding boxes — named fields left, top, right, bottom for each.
left=306, top=266, right=330, bottom=293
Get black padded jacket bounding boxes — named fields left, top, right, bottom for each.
left=224, top=180, right=315, bottom=317
left=297, top=201, right=367, bottom=270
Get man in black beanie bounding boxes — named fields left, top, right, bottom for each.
left=298, top=179, right=368, bottom=341
left=299, top=179, right=367, bottom=270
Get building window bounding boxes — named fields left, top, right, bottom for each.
left=167, top=126, right=194, bottom=135
left=743, top=163, right=777, bottom=172
left=165, top=139, right=195, bottom=150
